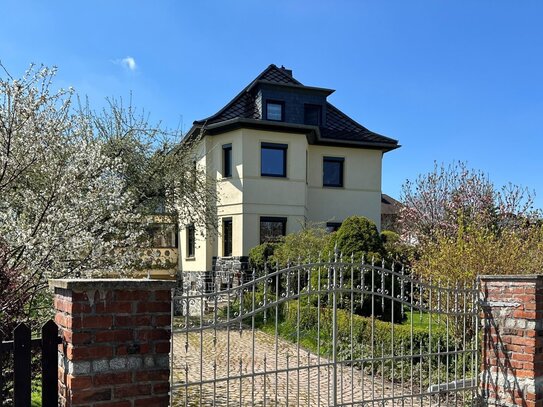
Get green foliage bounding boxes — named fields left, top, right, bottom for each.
left=414, top=221, right=543, bottom=284
left=259, top=300, right=471, bottom=386
left=271, top=225, right=332, bottom=267
left=248, top=242, right=280, bottom=273
left=381, top=230, right=413, bottom=265
left=31, top=386, right=41, bottom=407
left=329, top=216, right=383, bottom=260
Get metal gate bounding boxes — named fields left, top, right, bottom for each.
left=171, top=259, right=479, bottom=406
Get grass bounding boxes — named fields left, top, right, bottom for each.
left=30, top=381, right=41, bottom=407
left=403, top=310, right=446, bottom=330
left=31, top=391, right=41, bottom=407
left=403, top=310, right=432, bottom=328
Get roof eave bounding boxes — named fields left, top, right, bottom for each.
left=186, top=119, right=399, bottom=152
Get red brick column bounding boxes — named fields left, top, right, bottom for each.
left=50, top=279, right=175, bottom=407
left=480, top=275, right=543, bottom=407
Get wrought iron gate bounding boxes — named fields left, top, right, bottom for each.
left=171, top=259, right=479, bottom=406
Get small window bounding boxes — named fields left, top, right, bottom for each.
left=326, top=222, right=342, bottom=233
left=223, top=218, right=233, bottom=257
left=260, top=217, right=287, bottom=244
left=146, top=223, right=177, bottom=248
left=186, top=224, right=195, bottom=258
left=323, top=157, right=344, bottom=187
left=266, top=101, right=284, bottom=121
left=261, top=143, right=287, bottom=177
left=304, top=104, right=321, bottom=126
left=223, top=144, right=232, bottom=178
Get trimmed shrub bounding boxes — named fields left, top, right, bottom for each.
left=329, top=216, right=384, bottom=260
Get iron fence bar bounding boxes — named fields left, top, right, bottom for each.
left=332, top=252, right=338, bottom=406
left=169, top=287, right=174, bottom=407
left=251, top=269, right=256, bottom=405
left=13, top=323, right=31, bottom=407
left=41, top=320, right=58, bottom=407
left=296, top=265, right=301, bottom=405
left=274, top=269, right=279, bottom=407
left=316, top=264, right=322, bottom=407
left=0, top=333, right=4, bottom=406
left=171, top=262, right=480, bottom=406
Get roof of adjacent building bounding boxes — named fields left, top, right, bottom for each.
left=381, top=193, right=404, bottom=215
left=187, top=64, right=399, bottom=152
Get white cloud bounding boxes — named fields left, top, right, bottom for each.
left=120, top=56, right=137, bottom=71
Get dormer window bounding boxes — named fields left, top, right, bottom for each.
left=266, top=100, right=284, bottom=121
left=304, top=104, right=321, bottom=126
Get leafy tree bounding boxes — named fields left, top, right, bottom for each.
left=381, top=230, right=412, bottom=265
left=413, top=217, right=543, bottom=284
left=399, top=161, right=538, bottom=245
left=92, top=98, right=217, bottom=230
left=400, top=161, right=543, bottom=283
left=0, top=64, right=216, bottom=330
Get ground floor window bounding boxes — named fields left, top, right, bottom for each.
left=326, top=222, right=342, bottom=233
left=187, top=224, right=195, bottom=258
left=223, top=218, right=233, bottom=256
left=260, top=217, right=287, bottom=244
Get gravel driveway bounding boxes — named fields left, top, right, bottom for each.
left=171, top=328, right=470, bottom=406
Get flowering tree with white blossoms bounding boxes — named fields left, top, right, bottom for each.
left=0, top=64, right=216, bottom=335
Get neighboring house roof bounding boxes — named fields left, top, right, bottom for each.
left=186, top=64, right=399, bottom=152
left=381, top=194, right=403, bottom=216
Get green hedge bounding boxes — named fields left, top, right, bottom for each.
left=268, top=301, right=473, bottom=386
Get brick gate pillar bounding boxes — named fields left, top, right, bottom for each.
left=50, top=279, right=176, bottom=407
left=480, top=275, right=543, bottom=407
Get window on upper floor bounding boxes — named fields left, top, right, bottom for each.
left=223, top=218, right=233, bottom=257
left=223, top=144, right=232, bottom=178
left=146, top=223, right=178, bottom=248
left=323, top=156, right=344, bottom=187
left=304, top=104, right=322, bottom=126
left=186, top=224, right=195, bottom=258
left=260, top=217, right=287, bottom=244
left=261, top=142, right=287, bottom=177
left=266, top=100, right=284, bottom=121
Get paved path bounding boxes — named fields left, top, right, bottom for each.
left=171, top=328, right=472, bottom=406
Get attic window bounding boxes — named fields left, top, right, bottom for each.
left=266, top=101, right=284, bottom=121
left=304, top=104, right=321, bottom=126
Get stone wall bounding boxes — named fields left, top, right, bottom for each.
left=212, top=256, right=249, bottom=290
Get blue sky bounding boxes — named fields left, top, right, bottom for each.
left=2, top=1, right=543, bottom=208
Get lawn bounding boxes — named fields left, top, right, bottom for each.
left=403, top=310, right=449, bottom=330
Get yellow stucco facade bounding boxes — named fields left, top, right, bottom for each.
left=179, top=128, right=384, bottom=273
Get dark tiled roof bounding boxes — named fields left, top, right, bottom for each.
left=259, top=66, right=301, bottom=85
left=193, top=64, right=398, bottom=149
left=322, top=103, right=397, bottom=144
left=381, top=194, right=404, bottom=215
left=203, top=92, right=260, bottom=124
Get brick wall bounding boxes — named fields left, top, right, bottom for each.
left=50, top=279, right=175, bottom=407
left=480, top=275, right=543, bottom=407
